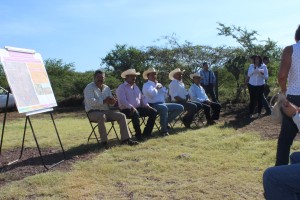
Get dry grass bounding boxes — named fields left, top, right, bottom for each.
left=0, top=114, right=287, bottom=199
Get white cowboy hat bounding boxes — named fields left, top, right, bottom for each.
left=169, top=68, right=185, bottom=80
left=121, top=69, right=140, bottom=78
left=142, top=68, right=159, bottom=80
left=189, top=72, right=202, bottom=79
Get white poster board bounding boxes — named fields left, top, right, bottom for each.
left=0, top=46, right=57, bottom=115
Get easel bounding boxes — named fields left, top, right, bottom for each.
left=0, top=47, right=66, bottom=170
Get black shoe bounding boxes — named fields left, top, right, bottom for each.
left=135, top=134, right=144, bottom=141
left=122, top=138, right=139, bottom=146
left=211, top=116, right=219, bottom=120
left=161, top=131, right=170, bottom=137
left=206, top=120, right=216, bottom=126
left=143, top=133, right=154, bottom=139
left=100, top=141, right=109, bottom=149
left=183, top=121, right=191, bottom=128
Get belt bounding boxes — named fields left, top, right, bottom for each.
left=87, top=109, right=103, bottom=114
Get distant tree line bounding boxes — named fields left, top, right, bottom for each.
left=0, top=23, right=282, bottom=106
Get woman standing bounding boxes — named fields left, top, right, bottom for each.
left=247, top=55, right=268, bottom=118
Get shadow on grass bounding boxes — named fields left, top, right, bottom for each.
left=219, top=106, right=254, bottom=129
left=0, top=138, right=121, bottom=173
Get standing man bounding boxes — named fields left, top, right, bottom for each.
left=84, top=70, right=138, bottom=147
left=200, top=62, right=218, bottom=102
left=275, top=25, right=300, bottom=166
left=142, top=68, right=184, bottom=136
left=116, top=69, right=157, bottom=140
left=169, top=68, right=202, bottom=128
left=189, top=72, right=221, bottom=125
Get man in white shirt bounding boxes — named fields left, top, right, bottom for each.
left=169, top=68, right=202, bottom=128
left=84, top=70, right=138, bottom=147
left=188, top=73, right=221, bottom=125
left=142, top=68, right=184, bottom=136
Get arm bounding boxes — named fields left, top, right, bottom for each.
left=247, top=65, right=254, bottom=77
left=212, top=71, right=216, bottom=85
left=278, top=46, right=293, bottom=94
left=263, top=66, right=269, bottom=80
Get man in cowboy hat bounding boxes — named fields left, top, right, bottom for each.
left=168, top=68, right=202, bottom=128
left=84, top=70, right=138, bottom=147
left=188, top=72, right=221, bottom=125
left=142, top=68, right=184, bottom=136
left=116, top=69, right=158, bottom=140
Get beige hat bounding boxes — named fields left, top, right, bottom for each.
left=121, top=69, right=140, bottom=78
left=169, top=68, right=185, bottom=80
left=189, top=72, right=202, bottom=79
left=142, top=68, right=159, bottom=80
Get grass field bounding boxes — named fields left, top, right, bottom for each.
left=0, top=113, right=291, bottom=199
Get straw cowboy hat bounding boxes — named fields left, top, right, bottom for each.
left=189, top=72, right=202, bottom=79
left=142, top=68, right=159, bottom=80
left=169, top=68, right=185, bottom=80
left=121, top=69, right=140, bottom=78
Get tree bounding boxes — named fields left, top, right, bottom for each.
left=0, top=64, right=9, bottom=91
left=45, top=59, right=76, bottom=101
left=101, top=44, right=148, bottom=87
left=217, top=23, right=282, bottom=98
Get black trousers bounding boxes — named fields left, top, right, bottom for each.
left=275, top=95, right=300, bottom=166
left=248, top=84, right=264, bottom=114
left=120, top=107, right=157, bottom=136
left=201, top=101, right=221, bottom=121
left=176, top=101, right=202, bottom=125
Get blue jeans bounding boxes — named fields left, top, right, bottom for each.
left=264, top=152, right=300, bottom=200
left=151, top=102, right=184, bottom=132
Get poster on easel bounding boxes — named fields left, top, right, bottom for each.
left=0, top=46, right=57, bottom=115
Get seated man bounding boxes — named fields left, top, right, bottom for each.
left=263, top=100, right=300, bottom=200
left=188, top=72, right=221, bottom=125
left=168, top=68, right=202, bottom=128
left=142, top=68, right=184, bottom=136
left=84, top=70, right=138, bottom=147
left=116, top=69, right=157, bottom=140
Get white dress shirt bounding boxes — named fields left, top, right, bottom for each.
left=169, top=79, right=188, bottom=101
left=84, top=82, right=112, bottom=112
left=248, top=64, right=268, bottom=86
left=142, top=80, right=168, bottom=103
left=189, top=83, right=209, bottom=102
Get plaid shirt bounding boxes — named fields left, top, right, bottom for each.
left=84, top=82, right=112, bottom=112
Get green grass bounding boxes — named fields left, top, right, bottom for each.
left=0, top=114, right=289, bottom=199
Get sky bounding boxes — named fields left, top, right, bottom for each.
left=0, top=0, right=299, bottom=72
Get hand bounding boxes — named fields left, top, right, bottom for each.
left=205, top=100, right=211, bottom=104
left=105, top=96, right=116, bottom=105
left=156, top=83, right=163, bottom=89
left=282, top=100, right=298, bottom=118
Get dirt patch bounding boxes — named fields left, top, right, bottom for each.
left=0, top=104, right=292, bottom=187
